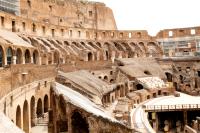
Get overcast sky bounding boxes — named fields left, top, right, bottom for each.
left=89, top=0, right=200, bottom=36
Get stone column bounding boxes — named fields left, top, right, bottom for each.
left=31, top=56, right=33, bottom=64
left=88, top=117, right=98, bottom=133
left=152, top=112, right=158, bottom=132
left=22, top=56, right=25, bottom=64
left=38, top=57, right=42, bottom=65
left=4, top=56, right=7, bottom=66
left=13, top=56, right=16, bottom=65
left=66, top=105, right=72, bottom=133
left=183, top=111, right=188, bottom=126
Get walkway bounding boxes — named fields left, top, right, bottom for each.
left=131, top=92, right=200, bottom=133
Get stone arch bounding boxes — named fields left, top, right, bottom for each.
left=104, top=75, right=108, bottom=81
left=88, top=52, right=93, bottom=61
left=129, top=42, right=143, bottom=57
left=121, top=42, right=134, bottom=58
left=104, top=42, right=111, bottom=60
left=23, top=100, right=29, bottom=133
left=71, top=111, right=89, bottom=133
left=36, top=98, right=43, bottom=118
left=25, top=49, right=31, bottom=63
left=136, top=84, right=144, bottom=90
left=88, top=42, right=100, bottom=50
left=72, top=41, right=84, bottom=49
left=16, top=48, right=23, bottom=64
left=113, top=42, right=125, bottom=51
left=54, top=51, right=60, bottom=64
left=6, top=47, right=13, bottom=65
left=0, top=45, right=5, bottom=67
left=16, top=105, right=22, bottom=128
left=44, top=95, right=49, bottom=113
left=30, top=96, right=35, bottom=127
left=32, top=23, right=36, bottom=32
left=64, top=41, right=70, bottom=46
left=138, top=42, right=146, bottom=52
left=33, top=50, right=39, bottom=64
left=165, top=72, right=173, bottom=82
left=96, top=42, right=102, bottom=48
left=147, top=42, right=163, bottom=57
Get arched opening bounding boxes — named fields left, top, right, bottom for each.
left=54, top=51, right=59, bottom=64
left=36, top=98, right=43, bottom=118
left=33, top=50, right=39, bottom=64
left=105, top=51, right=109, bottom=60
left=16, top=48, right=22, bottom=64
left=136, top=84, right=143, bottom=90
left=25, top=49, right=31, bottom=63
left=104, top=76, right=108, bottom=81
left=16, top=105, right=21, bottom=128
left=144, top=70, right=152, bottom=75
left=0, top=45, right=4, bottom=67
left=174, top=82, right=178, bottom=91
left=6, top=47, right=12, bottom=65
left=44, top=95, right=49, bottom=113
left=88, top=52, right=93, bottom=61
left=30, top=96, right=35, bottom=127
left=71, top=111, right=89, bottom=133
left=179, top=75, right=184, bottom=83
left=165, top=72, right=173, bottom=82
left=96, top=42, right=102, bottom=48
left=32, top=23, right=36, bottom=32
left=23, top=100, right=29, bottom=133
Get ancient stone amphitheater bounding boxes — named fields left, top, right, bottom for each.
left=0, top=0, right=200, bottom=133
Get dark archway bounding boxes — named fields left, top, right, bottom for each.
left=0, top=45, right=4, bottom=67
left=105, top=51, right=109, bottom=60
left=16, top=105, right=21, bottom=128
left=104, top=76, right=108, bottom=81
left=30, top=96, right=35, bottom=127
left=165, top=72, right=173, bottom=82
left=88, top=52, right=93, bottom=61
left=144, top=70, right=152, bottom=75
left=25, top=49, right=31, bottom=63
left=16, top=48, right=22, bottom=64
left=23, top=100, right=29, bottom=133
left=36, top=98, right=43, bottom=118
left=33, top=50, right=39, bottom=64
left=44, top=95, right=49, bottom=113
left=6, top=47, right=12, bottom=65
left=71, top=111, right=89, bottom=133
left=136, top=84, right=144, bottom=90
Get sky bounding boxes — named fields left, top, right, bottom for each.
left=89, top=0, right=200, bottom=36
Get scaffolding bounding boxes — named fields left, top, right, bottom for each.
left=0, top=0, right=19, bottom=15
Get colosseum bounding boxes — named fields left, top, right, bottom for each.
left=0, top=0, right=200, bottom=133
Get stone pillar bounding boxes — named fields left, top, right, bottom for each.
left=13, top=56, right=16, bottom=65
left=38, top=57, right=42, bottom=65
left=31, top=56, right=33, bottom=64
left=183, top=111, right=188, bottom=126
left=88, top=117, right=98, bottom=133
left=22, top=56, right=25, bottom=64
left=66, top=105, right=72, bottom=133
left=152, top=112, right=158, bottom=132
left=4, top=56, right=7, bottom=66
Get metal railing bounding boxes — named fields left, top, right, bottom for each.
left=143, top=104, right=200, bottom=112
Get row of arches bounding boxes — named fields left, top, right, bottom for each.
left=0, top=45, right=39, bottom=67
left=16, top=95, right=49, bottom=133
left=51, top=93, right=90, bottom=133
